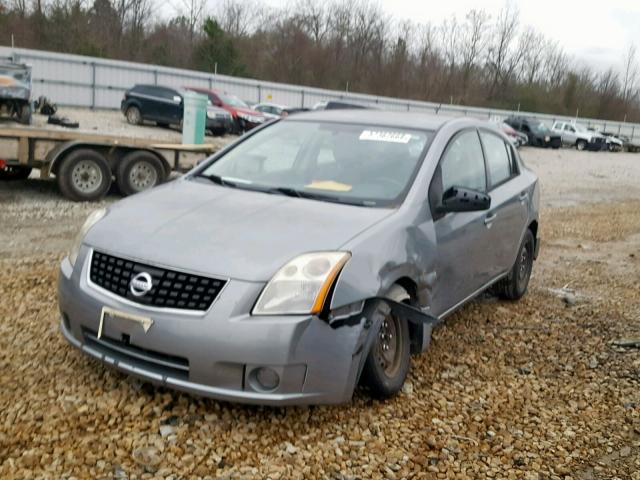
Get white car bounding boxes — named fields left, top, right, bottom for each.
left=253, top=102, right=291, bottom=120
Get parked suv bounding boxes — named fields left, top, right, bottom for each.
left=186, top=87, right=266, bottom=133
left=505, top=117, right=561, bottom=148
left=121, top=85, right=233, bottom=136
left=551, top=121, right=606, bottom=151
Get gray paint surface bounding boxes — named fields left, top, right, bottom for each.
left=58, top=111, right=540, bottom=405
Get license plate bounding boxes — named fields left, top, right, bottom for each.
left=98, top=306, right=153, bottom=339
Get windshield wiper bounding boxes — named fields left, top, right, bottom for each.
left=194, top=173, right=239, bottom=188
left=267, top=186, right=375, bottom=207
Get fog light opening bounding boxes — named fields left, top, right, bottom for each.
left=251, top=367, right=280, bottom=392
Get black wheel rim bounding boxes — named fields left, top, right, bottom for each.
left=375, top=313, right=402, bottom=378
left=517, top=239, right=533, bottom=290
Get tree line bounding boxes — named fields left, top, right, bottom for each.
left=1, top=0, right=639, bottom=122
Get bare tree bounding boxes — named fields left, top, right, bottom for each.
left=485, top=3, right=519, bottom=98
left=175, top=0, right=206, bottom=43
left=460, top=9, right=489, bottom=99
left=621, top=43, right=638, bottom=105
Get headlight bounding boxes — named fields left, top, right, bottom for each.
left=69, top=208, right=106, bottom=267
left=237, top=112, right=263, bottom=123
left=253, top=252, right=351, bottom=315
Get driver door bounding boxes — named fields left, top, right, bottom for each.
left=428, top=129, right=494, bottom=317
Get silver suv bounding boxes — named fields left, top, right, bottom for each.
left=551, top=121, right=605, bottom=151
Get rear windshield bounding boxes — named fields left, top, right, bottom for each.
left=198, top=120, right=432, bottom=207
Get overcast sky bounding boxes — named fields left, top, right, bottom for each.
left=261, top=0, right=640, bottom=72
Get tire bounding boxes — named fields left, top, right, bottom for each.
left=57, top=149, right=112, bottom=202
left=496, top=229, right=535, bottom=301
left=0, top=165, right=32, bottom=180
left=125, top=106, right=142, bottom=125
left=211, top=127, right=226, bottom=136
left=360, top=285, right=411, bottom=398
left=18, top=103, right=31, bottom=125
left=576, top=140, right=587, bottom=151
left=116, top=150, right=166, bottom=196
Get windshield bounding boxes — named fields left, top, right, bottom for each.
left=198, top=120, right=432, bottom=207
left=219, top=92, right=248, bottom=108
left=531, top=122, right=550, bottom=134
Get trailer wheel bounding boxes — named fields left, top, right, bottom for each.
left=116, top=151, right=166, bottom=196
left=57, top=149, right=112, bottom=201
left=0, top=165, right=32, bottom=180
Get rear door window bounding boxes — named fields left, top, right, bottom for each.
left=480, top=131, right=515, bottom=188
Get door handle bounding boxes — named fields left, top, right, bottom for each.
left=484, top=213, right=497, bottom=225
left=519, top=191, right=528, bottom=201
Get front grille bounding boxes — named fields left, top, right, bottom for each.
left=90, top=251, right=226, bottom=311
left=83, top=328, right=189, bottom=380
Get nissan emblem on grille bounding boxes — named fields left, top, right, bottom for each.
left=130, top=272, right=153, bottom=297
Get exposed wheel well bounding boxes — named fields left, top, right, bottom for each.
left=392, top=277, right=424, bottom=355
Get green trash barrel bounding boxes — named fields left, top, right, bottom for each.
left=182, top=91, right=208, bottom=145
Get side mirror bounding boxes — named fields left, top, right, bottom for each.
left=437, top=186, right=491, bottom=213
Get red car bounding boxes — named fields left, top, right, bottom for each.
left=187, top=87, right=266, bottom=134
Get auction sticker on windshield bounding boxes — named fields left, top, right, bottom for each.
left=359, top=130, right=412, bottom=143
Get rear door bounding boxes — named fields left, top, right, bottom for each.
left=563, top=124, right=578, bottom=145
left=428, top=129, right=494, bottom=317
left=478, top=130, right=529, bottom=277
left=154, top=87, right=182, bottom=124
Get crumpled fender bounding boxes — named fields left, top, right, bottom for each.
left=330, top=297, right=440, bottom=385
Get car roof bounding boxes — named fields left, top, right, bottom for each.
left=284, top=109, right=457, bottom=131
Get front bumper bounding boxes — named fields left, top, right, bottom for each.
left=205, top=116, right=233, bottom=132
left=58, top=247, right=368, bottom=405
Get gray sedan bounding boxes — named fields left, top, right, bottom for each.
left=58, top=110, right=540, bottom=405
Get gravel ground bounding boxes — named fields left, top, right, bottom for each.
left=1, top=146, right=639, bottom=479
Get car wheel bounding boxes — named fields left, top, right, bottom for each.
left=116, top=151, right=166, bottom=196
left=126, top=106, right=142, bottom=125
left=576, top=140, right=587, bottom=151
left=360, top=285, right=411, bottom=398
left=57, top=149, right=112, bottom=202
left=0, top=165, right=32, bottom=180
left=496, top=229, right=535, bottom=301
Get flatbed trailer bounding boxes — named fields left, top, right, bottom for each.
left=0, top=126, right=218, bottom=201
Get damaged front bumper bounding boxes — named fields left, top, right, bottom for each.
left=58, top=248, right=441, bottom=405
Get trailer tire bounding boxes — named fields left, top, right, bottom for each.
left=116, top=151, right=166, bottom=196
left=0, top=165, right=32, bottom=180
left=57, top=149, right=112, bottom=202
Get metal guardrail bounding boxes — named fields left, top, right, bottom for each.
left=1, top=46, right=638, bottom=142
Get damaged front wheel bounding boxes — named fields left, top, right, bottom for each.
left=360, top=286, right=411, bottom=398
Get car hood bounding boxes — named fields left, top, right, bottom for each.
left=85, top=179, right=393, bottom=282
left=232, top=106, right=264, bottom=117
